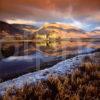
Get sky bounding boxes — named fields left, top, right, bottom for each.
left=0, top=0, right=100, bottom=31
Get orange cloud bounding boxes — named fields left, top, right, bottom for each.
left=0, top=0, right=100, bottom=21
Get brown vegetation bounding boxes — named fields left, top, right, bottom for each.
left=1, top=53, right=100, bottom=100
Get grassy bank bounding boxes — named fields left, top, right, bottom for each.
left=1, top=52, right=100, bottom=100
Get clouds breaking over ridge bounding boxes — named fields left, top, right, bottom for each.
left=0, top=0, right=100, bottom=28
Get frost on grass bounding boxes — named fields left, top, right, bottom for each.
left=0, top=52, right=96, bottom=96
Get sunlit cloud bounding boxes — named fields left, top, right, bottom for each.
left=0, top=0, right=100, bottom=22
left=70, top=18, right=91, bottom=31
left=0, top=0, right=99, bottom=31
left=6, top=19, right=35, bottom=25
left=94, top=27, right=100, bottom=30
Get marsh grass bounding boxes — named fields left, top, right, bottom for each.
left=1, top=52, right=100, bottom=100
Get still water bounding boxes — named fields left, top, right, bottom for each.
left=0, top=40, right=99, bottom=80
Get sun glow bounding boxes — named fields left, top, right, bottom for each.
left=72, top=20, right=83, bottom=28
left=70, top=18, right=91, bottom=31
left=6, top=19, right=35, bottom=25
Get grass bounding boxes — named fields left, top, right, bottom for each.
left=0, top=52, right=100, bottom=100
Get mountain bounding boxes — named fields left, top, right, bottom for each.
left=43, top=23, right=85, bottom=33
left=87, top=29, right=100, bottom=38
left=13, top=24, right=38, bottom=34
left=0, top=21, right=23, bottom=35
left=87, top=26, right=100, bottom=37
left=33, top=23, right=88, bottom=39
left=92, top=29, right=100, bottom=33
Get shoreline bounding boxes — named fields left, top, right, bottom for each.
left=0, top=48, right=98, bottom=82
left=0, top=51, right=99, bottom=96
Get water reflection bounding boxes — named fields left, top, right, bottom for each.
left=0, top=39, right=99, bottom=58
left=0, top=39, right=99, bottom=80
left=35, top=40, right=97, bottom=56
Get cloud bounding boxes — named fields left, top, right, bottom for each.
left=6, top=19, right=36, bottom=25
left=0, top=0, right=100, bottom=21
